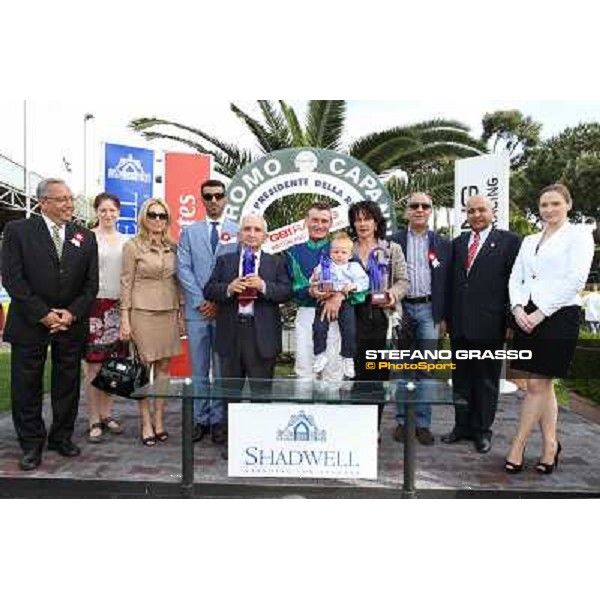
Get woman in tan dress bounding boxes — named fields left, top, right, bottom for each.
left=120, top=198, right=184, bottom=446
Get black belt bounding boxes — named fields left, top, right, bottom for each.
left=237, top=314, right=254, bottom=324
left=404, top=295, right=432, bottom=304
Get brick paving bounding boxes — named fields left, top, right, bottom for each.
left=0, top=384, right=598, bottom=496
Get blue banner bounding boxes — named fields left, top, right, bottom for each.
left=104, top=143, right=154, bottom=234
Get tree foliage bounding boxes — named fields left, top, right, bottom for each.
left=130, top=101, right=484, bottom=180
left=481, top=110, right=541, bottom=167
left=514, top=123, right=600, bottom=220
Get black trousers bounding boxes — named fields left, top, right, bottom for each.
left=353, top=302, right=389, bottom=427
left=313, top=301, right=356, bottom=358
left=11, top=334, right=84, bottom=451
left=221, top=317, right=276, bottom=428
left=450, top=337, right=503, bottom=439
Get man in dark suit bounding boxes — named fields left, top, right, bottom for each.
left=390, top=192, right=452, bottom=445
left=204, top=214, right=292, bottom=383
left=2, top=178, right=98, bottom=471
left=443, top=195, right=520, bottom=453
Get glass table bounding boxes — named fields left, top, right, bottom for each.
left=131, top=377, right=465, bottom=498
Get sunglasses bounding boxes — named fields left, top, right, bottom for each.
left=202, top=192, right=225, bottom=202
left=408, top=203, right=432, bottom=210
left=147, top=211, right=168, bottom=221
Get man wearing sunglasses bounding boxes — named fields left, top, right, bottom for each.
left=177, top=179, right=239, bottom=446
left=390, top=192, right=452, bottom=446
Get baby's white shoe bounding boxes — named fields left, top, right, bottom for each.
left=343, top=358, right=355, bottom=379
left=313, top=353, right=328, bottom=373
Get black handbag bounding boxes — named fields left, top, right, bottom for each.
left=91, top=344, right=149, bottom=398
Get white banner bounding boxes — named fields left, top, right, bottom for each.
left=264, top=205, right=348, bottom=254
left=228, top=403, right=378, bottom=479
left=454, top=153, right=510, bottom=236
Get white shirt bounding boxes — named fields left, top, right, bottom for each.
left=467, top=224, right=492, bottom=271
left=509, top=222, right=595, bottom=317
left=237, top=247, right=266, bottom=316
left=96, top=231, right=128, bottom=299
left=205, top=215, right=225, bottom=244
left=314, top=261, right=369, bottom=292
left=42, top=214, right=65, bottom=244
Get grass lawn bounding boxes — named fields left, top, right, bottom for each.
left=0, top=349, right=52, bottom=413
left=274, top=360, right=295, bottom=378
left=0, top=350, right=295, bottom=414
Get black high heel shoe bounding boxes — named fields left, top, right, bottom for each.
left=155, top=429, right=169, bottom=443
left=536, top=441, right=561, bottom=475
left=504, top=445, right=527, bottom=474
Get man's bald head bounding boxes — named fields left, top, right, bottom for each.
left=466, top=195, right=494, bottom=232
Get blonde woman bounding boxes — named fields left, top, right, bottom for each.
left=120, top=199, right=184, bottom=446
left=84, top=193, right=128, bottom=443
left=505, top=184, right=594, bottom=474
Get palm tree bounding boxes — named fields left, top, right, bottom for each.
left=131, top=100, right=484, bottom=175
left=130, top=101, right=485, bottom=222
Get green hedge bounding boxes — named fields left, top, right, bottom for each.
left=565, top=333, right=600, bottom=404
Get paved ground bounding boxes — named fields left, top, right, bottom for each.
left=0, top=383, right=598, bottom=497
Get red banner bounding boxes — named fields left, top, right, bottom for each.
left=164, top=152, right=212, bottom=241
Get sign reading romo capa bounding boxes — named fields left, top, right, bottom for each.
left=224, top=148, right=395, bottom=247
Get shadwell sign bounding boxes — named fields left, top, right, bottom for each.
left=228, top=404, right=378, bottom=479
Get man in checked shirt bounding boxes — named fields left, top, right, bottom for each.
left=389, top=192, right=452, bottom=445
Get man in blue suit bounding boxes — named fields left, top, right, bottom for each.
left=177, top=179, right=239, bottom=445
left=390, top=192, right=452, bottom=445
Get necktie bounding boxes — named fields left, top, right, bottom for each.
left=51, top=224, right=63, bottom=259
left=210, top=222, right=219, bottom=254
left=466, top=231, right=480, bottom=270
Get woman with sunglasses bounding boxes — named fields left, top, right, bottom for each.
left=120, top=199, right=184, bottom=446
left=84, top=193, right=128, bottom=443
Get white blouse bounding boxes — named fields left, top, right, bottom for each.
left=509, top=222, right=594, bottom=317
left=96, top=231, right=128, bottom=299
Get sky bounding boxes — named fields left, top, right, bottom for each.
left=2, top=100, right=600, bottom=197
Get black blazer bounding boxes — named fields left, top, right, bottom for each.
left=203, top=248, right=292, bottom=359
left=1, top=216, right=99, bottom=344
left=390, top=228, right=452, bottom=323
left=448, top=228, right=521, bottom=341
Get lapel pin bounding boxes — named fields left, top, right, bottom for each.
left=69, top=232, right=84, bottom=247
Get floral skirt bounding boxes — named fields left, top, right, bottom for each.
left=85, top=298, right=128, bottom=363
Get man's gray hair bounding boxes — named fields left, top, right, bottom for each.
left=36, top=178, right=67, bottom=199
left=240, top=213, right=268, bottom=232
left=409, top=191, right=433, bottom=204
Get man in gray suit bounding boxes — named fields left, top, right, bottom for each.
left=177, top=179, right=239, bottom=445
